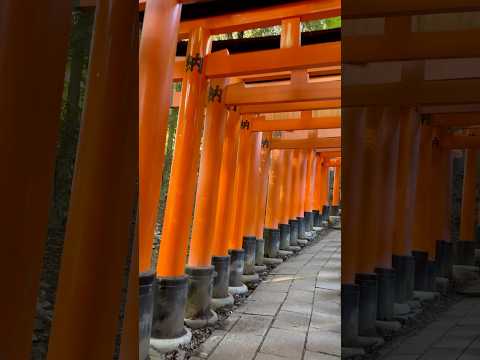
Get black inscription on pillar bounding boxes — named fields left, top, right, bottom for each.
left=208, top=85, right=223, bottom=103
left=240, top=119, right=250, bottom=130
left=185, top=53, right=204, bottom=73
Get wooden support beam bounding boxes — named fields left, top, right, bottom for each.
left=178, top=0, right=340, bottom=38
left=173, top=63, right=342, bottom=83
left=250, top=116, right=341, bottom=132
left=440, top=134, right=480, bottom=149
left=206, top=42, right=340, bottom=79
left=343, top=78, right=480, bottom=107
left=343, top=30, right=480, bottom=63
left=319, top=150, right=341, bottom=158
left=343, top=0, right=480, bottom=18
left=429, top=113, right=480, bottom=128
left=270, top=137, right=340, bottom=150
left=239, top=100, right=341, bottom=114
left=225, top=79, right=340, bottom=106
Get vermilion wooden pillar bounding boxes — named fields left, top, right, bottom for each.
left=304, top=150, right=317, bottom=214
left=297, top=151, right=308, bottom=219
left=313, top=153, right=323, bottom=211
left=139, top=0, right=182, bottom=273
left=48, top=1, right=138, bottom=357
left=412, top=124, right=434, bottom=258
left=356, top=108, right=386, bottom=275
left=255, top=134, right=273, bottom=240
left=332, top=165, right=341, bottom=206
left=212, top=110, right=240, bottom=257
left=243, top=132, right=263, bottom=238
left=393, top=109, right=420, bottom=258
left=265, top=149, right=283, bottom=230
left=460, top=149, right=478, bottom=242
left=280, top=150, right=294, bottom=225
left=392, top=109, right=420, bottom=302
left=188, top=79, right=228, bottom=267
left=341, top=108, right=367, bottom=345
left=375, top=109, right=400, bottom=271
left=230, top=121, right=254, bottom=250
left=289, top=150, right=302, bottom=221
left=157, top=26, right=210, bottom=277
left=0, top=2, right=72, bottom=358
left=411, top=122, right=435, bottom=290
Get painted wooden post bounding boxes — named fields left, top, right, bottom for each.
left=157, top=26, right=210, bottom=277
left=47, top=1, right=138, bottom=357
left=460, top=149, right=478, bottom=242
left=392, top=109, right=420, bottom=302
left=152, top=26, right=210, bottom=349
left=212, top=110, right=241, bottom=257
left=0, top=1, right=71, bottom=358
left=412, top=122, right=435, bottom=289
left=332, top=165, right=341, bottom=206
left=188, top=78, right=228, bottom=267
left=139, top=0, right=182, bottom=273
left=342, top=108, right=367, bottom=346
left=229, top=120, right=254, bottom=250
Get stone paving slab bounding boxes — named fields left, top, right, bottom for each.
left=383, top=292, right=480, bottom=360
left=197, top=230, right=341, bottom=360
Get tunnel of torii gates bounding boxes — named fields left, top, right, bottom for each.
left=340, top=1, right=480, bottom=351
left=139, top=0, right=342, bottom=356
left=2, top=1, right=341, bottom=360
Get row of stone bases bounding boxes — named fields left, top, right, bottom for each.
left=139, top=205, right=339, bottom=359
left=342, top=235, right=480, bottom=358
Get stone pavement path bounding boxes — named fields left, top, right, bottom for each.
left=192, top=230, right=341, bottom=360
left=382, top=296, right=480, bottom=360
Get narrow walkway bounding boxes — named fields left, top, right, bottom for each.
left=193, top=230, right=341, bottom=360
left=383, top=296, right=480, bottom=360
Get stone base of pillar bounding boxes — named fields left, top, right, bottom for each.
left=436, top=240, right=453, bottom=278
left=426, top=260, right=437, bottom=292
left=140, top=271, right=155, bottom=360
left=185, top=266, right=218, bottom=329
left=211, top=294, right=234, bottom=310
left=151, top=275, right=191, bottom=353
left=322, top=205, right=330, bottom=222
left=374, top=268, right=396, bottom=321
left=313, top=210, right=321, bottom=227
left=255, top=238, right=264, bottom=266
left=304, top=211, right=314, bottom=232
left=288, top=219, right=299, bottom=246
left=212, top=256, right=230, bottom=300
left=355, top=273, right=378, bottom=337
left=412, top=250, right=429, bottom=291
left=455, top=240, right=476, bottom=266
left=279, top=223, right=291, bottom=250
left=228, top=249, right=245, bottom=287
left=329, top=205, right=340, bottom=216
left=264, top=228, right=280, bottom=258
left=341, top=283, right=360, bottom=348
left=242, top=236, right=257, bottom=275
left=297, top=217, right=306, bottom=239
left=392, top=255, right=415, bottom=304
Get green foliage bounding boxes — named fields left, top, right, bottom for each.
left=211, top=17, right=341, bottom=41
left=50, top=9, right=94, bottom=230
left=156, top=107, right=179, bottom=229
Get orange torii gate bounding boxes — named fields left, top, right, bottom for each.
left=2, top=1, right=139, bottom=360
left=138, top=0, right=342, bottom=356
left=341, top=2, right=480, bottom=352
